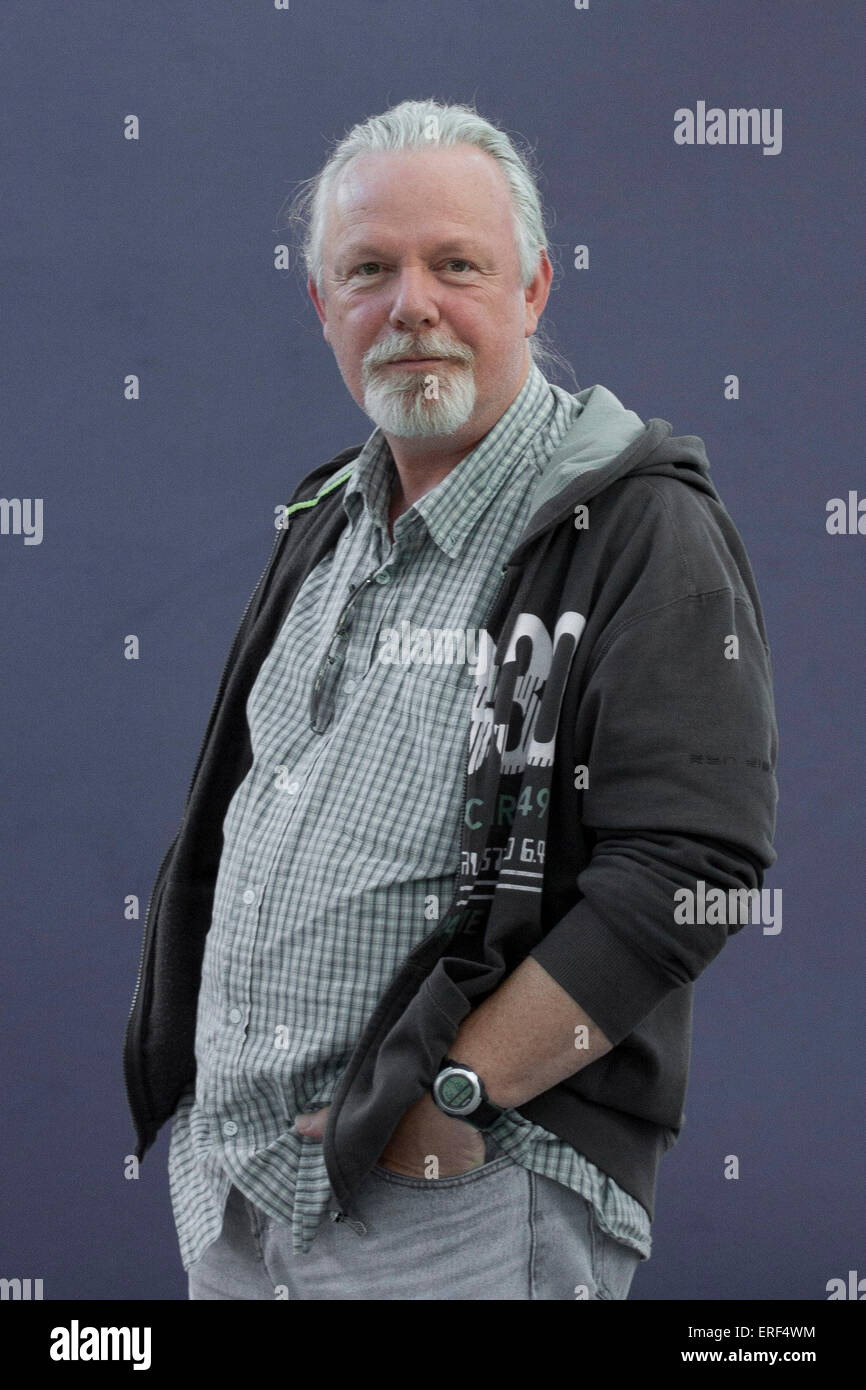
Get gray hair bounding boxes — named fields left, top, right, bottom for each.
left=277, top=98, right=575, bottom=383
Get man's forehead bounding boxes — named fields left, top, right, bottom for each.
left=328, top=145, right=510, bottom=225
left=322, top=146, right=514, bottom=260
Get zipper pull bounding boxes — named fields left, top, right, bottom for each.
left=330, top=1209, right=367, bottom=1237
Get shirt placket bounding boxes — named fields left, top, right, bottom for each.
left=209, top=533, right=368, bottom=1145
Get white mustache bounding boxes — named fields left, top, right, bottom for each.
left=364, top=339, right=474, bottom=372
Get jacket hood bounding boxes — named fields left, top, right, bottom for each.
left=512, top=382, right=720, bottom=564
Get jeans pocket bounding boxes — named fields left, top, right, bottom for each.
left=371, top=1151, right=514, bottom=1189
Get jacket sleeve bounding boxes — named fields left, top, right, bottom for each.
left=529, top=585, right=779, bottom=1047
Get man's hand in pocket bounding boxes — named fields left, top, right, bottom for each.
left=294, top=1093, right=486, bottom=1179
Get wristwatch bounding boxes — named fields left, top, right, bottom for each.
left=430, top=1057, right=505, bottom=1130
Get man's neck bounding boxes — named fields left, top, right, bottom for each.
left=384, top=433, right=480, bottom=530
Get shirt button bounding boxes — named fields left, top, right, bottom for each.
left=375, top=570, right=390, bottom=584
left=222, top=1121, right=238, bottom=1138
left=344, top=678, right=356, bottom=693
left=228, top=1008, right=242, bottom=1024
left=286, top=780, right=299, bottom=795
left=242, top=888, right=256, bottom=904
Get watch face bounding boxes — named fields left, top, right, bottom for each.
left=438, top=1069, right=478, bottom=1113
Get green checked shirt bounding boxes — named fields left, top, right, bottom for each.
left=168, top=361, right=652, bottom=1269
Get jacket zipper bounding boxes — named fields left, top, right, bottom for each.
left=122, top=516, right=293, bottom=1142
left=327, top=559, right=516, bottom=1227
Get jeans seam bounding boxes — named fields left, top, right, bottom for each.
left=587, top=1199, right=607, bottom=1299
left=527, top=1170, right=538, bottom=1300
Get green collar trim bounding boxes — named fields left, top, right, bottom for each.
left=283, top=461, right=356, bottom=518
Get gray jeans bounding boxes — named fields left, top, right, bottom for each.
left=187, top=1141, right=643, bottom=1300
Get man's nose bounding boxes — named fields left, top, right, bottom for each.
left=387, top=267, right=441, bottom=333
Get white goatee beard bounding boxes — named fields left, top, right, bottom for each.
left=362, top=362, right=477, bottom=437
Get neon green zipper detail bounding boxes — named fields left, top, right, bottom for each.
left=283, top=462, right=356, bottom=517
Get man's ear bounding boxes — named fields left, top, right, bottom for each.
left=524, top=248, right=553, bottom=339
left=308, top=276, right=330, bottom=343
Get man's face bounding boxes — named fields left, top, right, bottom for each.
left=308, top=144, right=550, bottom=442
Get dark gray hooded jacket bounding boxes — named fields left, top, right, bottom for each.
left=124, top=387, right=778, bottom=1227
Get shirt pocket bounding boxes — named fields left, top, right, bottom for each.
left=384, top=657, right=480, bottom=729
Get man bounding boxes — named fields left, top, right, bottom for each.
left=124, top=99, right=778, bottom=1300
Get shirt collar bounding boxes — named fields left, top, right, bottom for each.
left=342, top=361, right=557, bottom=559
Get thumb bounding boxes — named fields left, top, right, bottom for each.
left=294, top=1104, right=330, bottom=1140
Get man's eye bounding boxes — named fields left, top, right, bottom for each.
left=445, top=259, right=472, bottom=272
left=356, top=262, right=382, bottom=276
